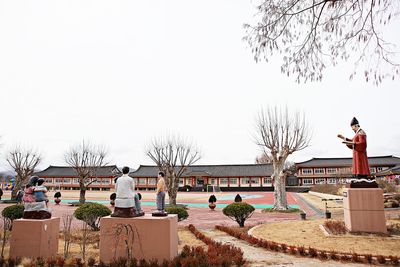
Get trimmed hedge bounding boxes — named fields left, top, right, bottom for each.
left=74, top=203, right=111, bottom=231
left=223, top=202, right=255, bottom=227
left=165, top=205, right=189, bottom=221
left=2, top=204, right=24, bottom=221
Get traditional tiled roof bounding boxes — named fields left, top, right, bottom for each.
left=130, top=164, right=273, bottom=178
left=375, top=165, right=400, bottom=176
left=34, top=165, right=121, bottom=177
left=295, top=155, right=400, bottom=168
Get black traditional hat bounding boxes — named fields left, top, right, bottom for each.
left=350, top=117, right=359, bottom=126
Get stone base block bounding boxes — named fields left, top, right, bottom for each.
left=343, top=188, right=384, bottom=210
left=99, top=214, right=178, bottom=264
left=343, top=188, right=386, bottom=233
left=9, top=217, right=60, bottom=259
left=344, top=209, right=387, bottom=233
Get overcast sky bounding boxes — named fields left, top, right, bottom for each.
left=0, top=0, right=399, bottom=171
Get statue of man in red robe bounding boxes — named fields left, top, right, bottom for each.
left=337, top=117, right=371, bottom=179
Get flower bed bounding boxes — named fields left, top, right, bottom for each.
left=215, top=225, right=400, bottom=266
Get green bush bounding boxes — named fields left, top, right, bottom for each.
left=54, top=192, right=61, bottom=198
left=165, top=205, right=189, bottom=221
left=208, top=195, right=217, bottom=203
left=2, top=204, right=24, bottom=221
left=223, top=202, right=255, bottom=227
left=74, top=203, right=111, bottom=231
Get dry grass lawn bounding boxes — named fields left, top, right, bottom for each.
left=299, top=193, right=343, bottom=215
left=251, top=219, right=400, bottom=257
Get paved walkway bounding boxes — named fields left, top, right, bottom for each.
left=200, top=229, right=374, bottom=267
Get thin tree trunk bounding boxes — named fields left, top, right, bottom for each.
left=79, top=183, right=86, bottom=204
left=11, top=176, right=24, bottom=200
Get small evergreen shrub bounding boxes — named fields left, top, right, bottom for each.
left=234, top=194, right=242, bottom=202
left=208, top=195, right=217, bottom=203
left=2, top=204, right=24, bottom=221
left=165, top=205, right=189, bottom=221
left=54, top=192, right=61, bottom=198
left=109, top=193, right=116, bottom=201
left=74, top=203, right=111, bottom=231
left=222, top=202, right=255, bottom=227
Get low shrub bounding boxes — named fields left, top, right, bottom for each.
left=73, top=203, right=111, bottom=231
left=208, top=195, right=217, bottom=203
left=323, top=220, right=347, bottom=235
left=165, top=205, right=189, bottom=221
left=223, top=202, right=255, bottom=227
left=1, top=204, right=24, bottom=221
left=234, top=194, right=242, bottom=202
left=310, top=184, right=342, bottom=195
left=54, top=192, right=61, bottom=198
left=377, top=179, right=397, bottom=193
left=262, top=207, right=300, bottom=213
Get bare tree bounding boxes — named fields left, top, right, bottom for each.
left=254, top=107, right=311, bottom=210
left=146, top=135, right=201, bottom=206
left=6, top=146, right=42, bottom=200
left=244, top=0, right=400, bottom=85
left=64, top=141, right=108, bottom=204
left=255, top=153, right=272, bottom=164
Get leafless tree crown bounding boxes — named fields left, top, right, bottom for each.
left=64, top=141, right=108, bottom=182
left=244, top=0, right=400, bottom=85
left=6, top=147, right=42, bottom=178
left=255, top=107, right=311, bottom=161
left=146, top=135, right=201, bottom=176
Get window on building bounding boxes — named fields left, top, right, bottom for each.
left=326, top=168, right=337, bottom=174
left=179, top=178, right=184, bottom=186
left=370, top=167, right=376, bottom=173
left=55, top=178, right=62, bottom=184
left=45, top=178, right=53, bottom=184
left=229, top=178, right=238, bottom=185
left=241, top=178, right=250, bottom=185
left=302, top=169, right=313, bottom=175
left=63, top=178, right=71, bottom=184
left=376, top=167, right=384, bottom=172
left=251, top=178, right=260, bottom=185
left=102, top=178, right=110, bottom=185
left=327, top=178, right=337, bottom=184
left=263, top=177, right=272, bottom=185
left=315, top=178, right=326, bottom=184
left=210, top=178, right=217, bottom=185
left=92, top=179, right=101, bottom=185
left=220, top=178, right=228, bottom=186
left=314, top=168, right=325, bottom=174
left=302, top=178, right=313, bottom=185
left=185, top=178, right=192, bottom=186
left=148, top=178, right=157, bottom=185
left=138, top=178, right=147, bottom=185
left=73, top=178, right=80, bottom=184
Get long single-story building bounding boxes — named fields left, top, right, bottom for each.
left=295, top=155, right=400, bottom=186
left=33, top=165, right=121, bottom=191
left=129, top=164, right=275, bottom=191
left=29, top=155, right=400, bottom=191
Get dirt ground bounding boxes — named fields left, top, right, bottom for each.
left=250, top=218, right=400, bottom=257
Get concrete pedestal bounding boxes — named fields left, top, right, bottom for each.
left=9, top=217, right=60, bottom=259
left=343, top=188, right=387, bottom=233
left=99, top=214, right=178, bottom=264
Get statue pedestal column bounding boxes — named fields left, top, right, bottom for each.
left=99, top=214, right=178, bottom=264
left=9, top=217, right=60, bottom=259
left=343, top=188, right=387, bottom=233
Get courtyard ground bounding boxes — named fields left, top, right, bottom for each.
left=0, top=190, right=399, bottom=266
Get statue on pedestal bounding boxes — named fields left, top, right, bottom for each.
left=338, top=117, right=377, bottom=188
left=22, top=176, right=51, bottom=219
left=111, top=166, right=144, bottom=218
left=152, top=171, right=167, bottom=217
